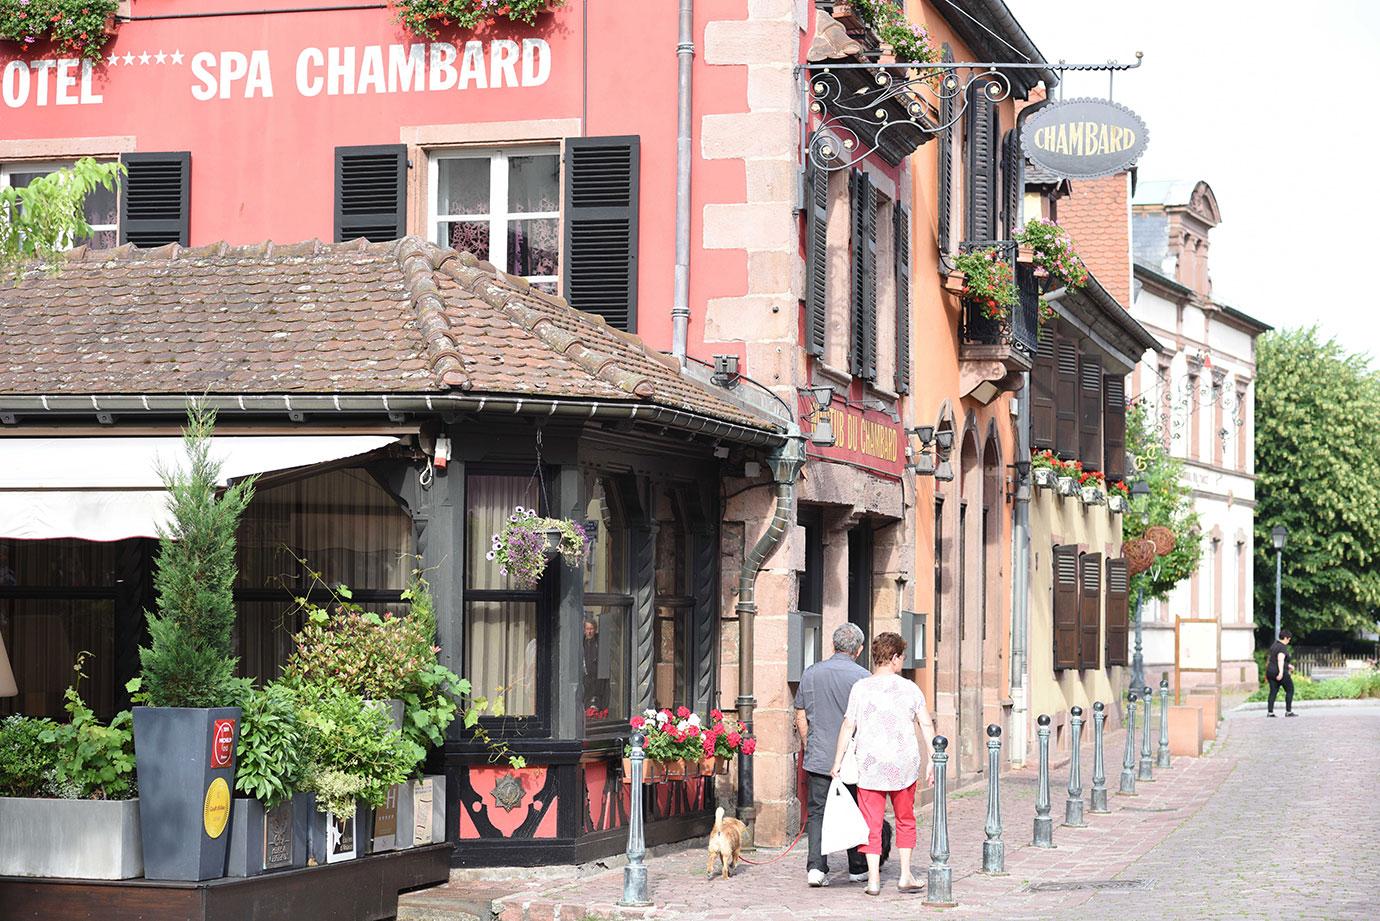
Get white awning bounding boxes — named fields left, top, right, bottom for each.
left=0, top=435, right=401, bottom=541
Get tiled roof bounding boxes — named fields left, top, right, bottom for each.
left=0, top=237, right=775, bottom=432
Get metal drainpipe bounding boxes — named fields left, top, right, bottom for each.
left=671, top=0, right=695, bottom=364
left=736, top=429, right=807, bottom=828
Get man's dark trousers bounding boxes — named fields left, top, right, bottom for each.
left=805, top=772, right=889, bottom=875
left=1267, top=674, right=1295, bottom=713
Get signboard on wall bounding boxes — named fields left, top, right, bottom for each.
left=797, top=394, right=905, bottom=480
left=1020, top=98, right=1149, bottom=179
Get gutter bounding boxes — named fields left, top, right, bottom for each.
left=0, top=392, right=786, bottom=448
left=670, top=0, right=694, bottom=364
left=735, top=429, right=807, bottom=829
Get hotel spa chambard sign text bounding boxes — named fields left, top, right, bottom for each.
left=1, top=38, right=554, bottom=108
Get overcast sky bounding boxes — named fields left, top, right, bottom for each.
left=1004, top=0, right=1380, bottom=362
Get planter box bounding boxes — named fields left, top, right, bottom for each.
left=0, top=796, right=142, bottom=879
left=1108, top=494, right=1127, bottom=513
left=1188, top=689, right=1220, bottom=741
left=225, top=793, right=311, bottom=877
left=308, top=802, right=369, bottom=865
left=1056, top=476, right=1077, bottom=497
left=943, top=270, right=967, bottom=295
left=133, top=705, right=241, bottom=881
left=1032, top=467, right=1058, bottom=489
left=1080, top=486, right=1104, bottom=505
left=370, top=781, right=414, bottom=853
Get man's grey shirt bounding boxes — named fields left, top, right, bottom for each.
left=794, top=652, right=870, bottom=775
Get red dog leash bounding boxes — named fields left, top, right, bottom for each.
left=736, top=825, right=807, bottom=865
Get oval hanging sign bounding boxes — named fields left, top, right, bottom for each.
left=1021, top=98, right=1149, bottom=180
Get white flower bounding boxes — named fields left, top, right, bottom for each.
left=656, top=712, right=670, bottom=724
left=499, top=567, right=508, bottom=576
left=687, top=713, right=701, bottom=727
left=676, top=720, right=689, bottom=732
left=486, top=551, right=496, bottom=561
left=644, top=708, right=658, bottom=719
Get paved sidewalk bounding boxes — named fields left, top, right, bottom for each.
left=400, top=712, right=1247, bottom=920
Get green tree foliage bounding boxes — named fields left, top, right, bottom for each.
left=0, top=158, right=123, bottom=279
left=1123, top=401, right=1201, bottom=601
left=1254, top=328, right=1380, bottom=636
left=135, top=404, right=255, bottom=708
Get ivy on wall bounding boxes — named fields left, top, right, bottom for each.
left=0, top=0, right=118, bottom=61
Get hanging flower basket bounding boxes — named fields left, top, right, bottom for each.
left=1108, top=494, right=1127, bottom=513
left=1080, top=486, right=1105, bottom=506
left=1124, top=539, right=1156, bottom=575
left=1056, top=476, right=1077, bottom=497
left=489, top=507, right=587, bottom=588
left=1145, top=525, right=1176, bottom=556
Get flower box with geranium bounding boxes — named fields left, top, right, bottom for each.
left=1031, top=449, right=1061, bottom=489
left=1107, top=480, right=1129, bottom=513
left=1056, top=459, right=1081, bottom=497
left=394, top=0, right=564, bottom=41
left=1078, top=469, right=1106, bottom=505
left=0, top=0, right=119, bottom=62
left=846, top=0, right=940, bottom=66
left=489, top=506, right=586, bottom=589
left=699, top=709, right=755, bottom=776
left=952, top=248, right=1018, bottom=343
left=1015, top=219, right=1089, bottom=325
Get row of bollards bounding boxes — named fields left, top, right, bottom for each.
left=621, top=686, right=1175, bottom=909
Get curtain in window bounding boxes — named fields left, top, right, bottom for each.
left=653, top=489, right=691, bottom=710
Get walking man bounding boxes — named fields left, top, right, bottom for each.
left=1266, top=629, right=1296, bottom=717
left=794, top=622, right=888, bottom=887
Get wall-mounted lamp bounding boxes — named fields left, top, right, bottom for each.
left=711, top=354, right=741, bottom=388
left=907, top=424, right=955, bottom=479
left=802, top=386, right=836, bottom=447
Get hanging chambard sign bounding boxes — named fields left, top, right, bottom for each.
left=1021, top=98, right=1149, bottom=179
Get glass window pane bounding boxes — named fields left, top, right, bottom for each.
left=465, top=600, right=537, bottom=716
left=0, top=538, right=118, bottom=588
left=436, top=157, right=490, bottom=216
left=654, top=490, right=687, bottom=596
left=507, top=154, right=558, bottom=213
left=507, top=217, right=558, bottom=280
left=654, top=603, right=690, bottom=710
left=583, top=604, right=629, bottom=725
left=444, top=220, right=490, bottom=262
left=0, top=599, right=116, bottom=721
left=84, top=183, right=117, bottom=228
left=583, top=478, right=626, bottom=594
left=466, top=475, right=540, bottom=590
left=6, top=170, right=49, bottom=189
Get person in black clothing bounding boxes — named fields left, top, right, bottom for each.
left=1266, top=629, right=1296, bottom=717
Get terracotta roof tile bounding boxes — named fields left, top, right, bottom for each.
left=0, top=237, right=773, bottom=432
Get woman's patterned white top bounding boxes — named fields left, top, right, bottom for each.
left=844, top=673, right=928, bottom=791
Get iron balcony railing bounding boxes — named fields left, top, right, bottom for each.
left=957, top=240, right=1040, bottom=359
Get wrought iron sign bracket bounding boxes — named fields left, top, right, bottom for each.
left=798, top=54, right=1143, bottom=174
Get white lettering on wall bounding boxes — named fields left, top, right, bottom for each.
left=7, top=40, right=555, bottom=110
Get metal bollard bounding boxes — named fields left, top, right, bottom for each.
left=1118, top=692, right=1138, bottom=796
left=618, top=732, right=651, bottom=907
left=1157, top=676, right=1172, bottom=769
left=1089, top=701, right=1110, bottom=814
left=982, top=724, right=1005, bottom=875
left=1063, top=706, right=1086, bottom=828
left=924, top=736, right=957, bottom=907
left=1033, top=715, right=1054, bottom=848
left=1138, top=686, right=1154, bottom=782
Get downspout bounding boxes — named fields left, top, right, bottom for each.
left=736, top=427, right=807, bottom=828
left=671, top=0, right=695, bottom=363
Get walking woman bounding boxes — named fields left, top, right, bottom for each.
left=831, top=631, right=936, bottom=896
left=1266, top=629, right=1297, bottom=717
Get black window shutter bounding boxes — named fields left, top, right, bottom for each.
left=1105, top=557, right=1130, bottom=667
left=1052, top=544, right=1079, bottom=671
left=334, top=145, right=406, bottom=243
left=804, top=159, right=829, bottom=356
left=1054, top=333, right=1080, bottom=458
left=1104, top=374, right=1127, bottom=482
left=1079, top=551, right=1102, bottom=670
left=849, top=170, right=877, bottom=379
left=563, top=136, right=640, bottom=331
left=1079, top=347, right=1103, bottom=471
left=1001, top=128, right=1022, bottom=240
left=119, top=152, right=190, bottom=247
left=965, top=80, right=999, bottom=242
left=894, top=203, right=911, bottom=394
left=937, top=44, right=954, bottom=254
left=1031, top=325, right=1057, bottom=450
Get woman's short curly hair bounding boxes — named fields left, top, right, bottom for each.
left=871, top=631, right=907, bottom=668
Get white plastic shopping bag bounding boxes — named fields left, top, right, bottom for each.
left=819, top=776, right=869, bottom=854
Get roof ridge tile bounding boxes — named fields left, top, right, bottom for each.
left=396, top=236, right=471, bottom=392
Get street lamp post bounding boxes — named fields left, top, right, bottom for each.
left=1271, top=525, right=1288, bottom=641
left=1129, top=479, right=1152, bottom=692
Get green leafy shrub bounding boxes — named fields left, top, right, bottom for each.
left=295, top=688, right=413, bottom=816
left=133, top=403, right=255, bottom=709
left=851, top=0, right=940, bottom=65
left=0, top=714, right=58, bottom=797
left=39, top=684, right=136, bottom=800
left=234, top=683, right=306, bottom=809
left=1245, top=670, right=1380, bottom=703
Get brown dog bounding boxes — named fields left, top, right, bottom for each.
left=706, top=806, right=748, bottom=880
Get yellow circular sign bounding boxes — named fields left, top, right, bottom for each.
left=203, top=777, right=231, bottom=839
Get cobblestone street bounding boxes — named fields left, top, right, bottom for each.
left=399, top=702, right=1380, bottom=921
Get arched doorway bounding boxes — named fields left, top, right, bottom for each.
left=982, top=429, right=1004, bottom=741
left=958, top=422, right=983, bottom=774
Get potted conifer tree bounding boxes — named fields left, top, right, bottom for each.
left=128, top=404, right=256, bottom=881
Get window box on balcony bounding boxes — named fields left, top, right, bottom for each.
left=1057, top=476, right=1077, bottom=497
left=1107, top=494, right=1127, bottom=513
left=1033, top=467, right=1059, bottom=490
left=1080, top=486, right=1105, bottom=506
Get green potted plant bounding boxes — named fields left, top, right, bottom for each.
left=1031, top=449, right=1061, bottom=490
left=1056, top=458, right=1080, bottom=497
left=394, top=0, right=564, bottom=40
left=0, top=656, right=141, bottom=880
left=128, top=403, right=255, bottom=881
left=1079, top=469, right=1106, bottom=506
left=1016, top=219, right=1089, bottom=325
left=225, top=683, right=311, bottom=876
left=952, top=247, right=1018, bottom=342
left=490, top=505, right=587, bottom=588
left=1107, top=479, right=1130, bottom=513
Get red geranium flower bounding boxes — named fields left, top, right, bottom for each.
left=630, top=715, right=645, bottom=729
left=676, top=706, right=691, bottom=719
left=741, top=738, right=757, bottom=756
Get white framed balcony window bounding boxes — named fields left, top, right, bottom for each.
left=0, top=159, right=118, bottom=250
left=428, top=148, right=559, bottom=294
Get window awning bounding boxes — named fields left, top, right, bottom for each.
left=0, top=435, right=402, bottom=541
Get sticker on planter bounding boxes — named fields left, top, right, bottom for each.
left=203, top=777, right=231, bottom=839
left=211, top=718, right=236, bottom=768
left=264, top=803, right=294, bottom=870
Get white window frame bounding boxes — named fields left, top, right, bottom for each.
left=0, top=159, right=119, bottom=247
left=427, top=147, right=560, bottom=291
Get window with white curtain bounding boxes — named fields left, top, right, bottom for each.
left=582, top=476, right=630, bottom=730
left=0, top=160, right=119, bottom=249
